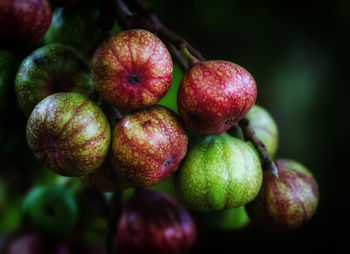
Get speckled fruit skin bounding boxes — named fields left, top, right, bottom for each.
left=26, top=92, right=111, bottom=177
left=110, top=105, right=188, bottom=187
left=15, top=44, right=94, bottom=116
left=230, top=104, right=279, bottom=157
left=114, top=189, right=196, bottom=254
left=177, top=60, right=257, bottom=135
left=174, top=133, right=262, bottom=211
left=246, top=159, right=319, bottom=231
left=0, top=0, right=52, bottom=48
left=91, top=29, right=173, bottom=110
left=50, top=0, right=78, bottom=6
left=80, top=159, right=130, bottom=192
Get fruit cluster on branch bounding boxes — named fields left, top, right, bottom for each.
left=0, top=0, right=320, bottom=253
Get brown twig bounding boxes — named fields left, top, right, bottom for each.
left=238, top=119, right=279, bottom=177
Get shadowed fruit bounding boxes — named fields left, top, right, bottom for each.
left=114, top=189, right=196, bottom=254
left=15, top=44, right=94, bottom=116
left=80, top=159, right=130, bottom=192
left=229, top=104, right=279, bottom=158
left=0, top=0, right=52, bottom=48
left=91, top=29, right=173, bottom=110
left=110, top=105, right=188, bottom=187
left=246, top=159, right=319, bottom=231
left=26, top=92, right=111, bottom=177
left=44, top=1, right=102, bottom=59
left=177, top=60, right=257, bottom=134
left=21, top=185, right=78, bottom=239
left=174, top=133, right=262, bottom=211
left=6, top=232, right=46, bottom=254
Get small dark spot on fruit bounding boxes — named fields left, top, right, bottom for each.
left=224, top=116, right=237, bottom=125
left=45, top=206, right=55, bottom=216
left=163, top=156, right=173, bottom=168
left=48, top=142, right=57, bottom=153
left=127, top=74, right=140, bottom=84
left=33, top=54, right=44, bottom=65
left=142, top=120, right=152, bottom=127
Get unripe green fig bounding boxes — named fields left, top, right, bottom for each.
left=193, top=206, right=250, bottom=232
left=15, top=44, right=94, bottom=116
left=26, top=92, right=111, bottom=177
left=246, top=159, right=319, bottom=231
left=174, top=133, right=263, bottom=211
left=44, top=1, right=102, bottom=59
left=21, top=185, right=78, bottom=239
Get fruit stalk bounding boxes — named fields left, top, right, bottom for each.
left=238, top=118, right=279, bottom=177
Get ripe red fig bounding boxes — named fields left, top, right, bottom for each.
left=5, top=232, right=46, bottom=254
left=0, top=0, right=52, bottom=48
left=246, top=159, right=319, bottom=231
left=114, top=189, right=196, bottom=254
left=26, top=92, right=111, bottom=177
left=91, top=29, right=173, bottom=110
left=110, top=105, right=188, bottom=187
left=177, top=60, right=257, bottom=134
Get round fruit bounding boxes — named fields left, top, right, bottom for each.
left=0, top=0, right=52, bottom=48
left=44, top=1, right=102, bottom=59
left=177, top=60, right=257, bottom=134
left=245, top=105, right=278, bottom=157
left=26, top=92, right=111, bottom=177
left=80, top=159, right=130, bottom=192
left=21, top=185, right=78, bottom=239
left=246, top=159, right=319, bottom=231
left=174, top=133, right=262, bottom=211
left=6, top=232, right=46, bottom=254
left=110, top=105, right=188, bottom=187
left=114, top=189, right=196, bottom=254
left=15, top=44, right=94, bottom=116
left=91, top=29, right=173, bottom=110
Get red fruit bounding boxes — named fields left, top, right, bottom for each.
left=0, top=0, right=52, bottom=48
left=110, top=105, right=188, bottom=187
left=6, top=232, right=46, bottom=254
left=91, top=29, right=173, bottom=110
left=177, top=60, right=257, bottom=134
left=246, top=159, right=319, bottom=231
left=80, top=159, right=130, bottom=192
left=114, top=189, right=196, bottom=254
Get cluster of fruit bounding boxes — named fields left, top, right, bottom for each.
left=1, top=0, right=319, bottom=253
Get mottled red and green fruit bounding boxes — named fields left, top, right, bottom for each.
left=0, top=0, right=52, bottom=48
left=111, top=105, right=188, bottom=187
left=246, top=159, right=319, bottom=231
left=26, top=92, right=111, bottom=177
left=177, top=60, right=257, bottom=134
left=91, top=29, right=173, bottom=110
left=15, top=44, right=94, bottom=116
left=174, top=133, right=262, bottom=211
left=114, top=189, right=196, bottom=254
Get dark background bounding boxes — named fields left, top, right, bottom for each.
left=146, top=0, right=348, bottom=253
left=1, top=0, right=349, bottom=253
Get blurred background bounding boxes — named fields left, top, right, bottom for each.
left=0, top=0, right=348, bottom=253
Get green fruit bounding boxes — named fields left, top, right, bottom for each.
left=195, top=206, right=250, bottom=231
left=245, top=105, right=278, bottom=158
left=174, top=133, right=263, bottom=211
left=21, top=185, right=78, bottom=239
left=44, top=1, right=102, bottom=59
left=15, top=44, right=93, bottom=116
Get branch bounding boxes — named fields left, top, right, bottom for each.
left=104, top=0, right=279, bottom=177
left=238, top=119, right=279, bottom=177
